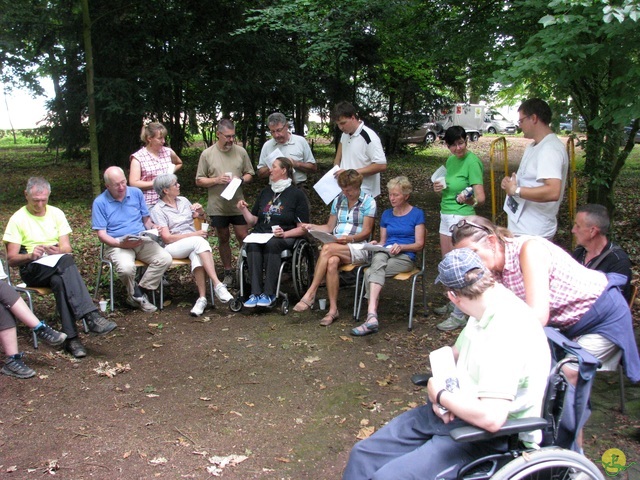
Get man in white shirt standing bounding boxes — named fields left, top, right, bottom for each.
left=332, top=101, right=387, bottom=198
left=256, top=112, right=317, bottom=195
left=501, top=98, right=568, bottom=239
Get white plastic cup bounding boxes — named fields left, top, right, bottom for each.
left=225, top=171, right=233, bottom=179
left=201, top=222, right=209, bottom=231
left=318, top=298, right=327, bottom=310
left=99, top=300, right=108, bottom=312
left=271, top=225, right=280, bottom=232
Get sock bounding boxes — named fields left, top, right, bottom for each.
left=32, top=321, right=45, bottom=331
left=133, top=284, right=143, bottom=298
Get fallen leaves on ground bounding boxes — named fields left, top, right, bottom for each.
left=206, top=454, right=248, bottom=476
left=356, top=426, right=375, bottom=440
left=93, top=362, right=131, bottom=378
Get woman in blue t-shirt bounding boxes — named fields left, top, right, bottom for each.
left=352, top=176, right=426, bottom=336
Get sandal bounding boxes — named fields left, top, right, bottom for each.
left=293, top=296, right=315, bottom=312
left=351, top=313, right=379, bottom=336
left=320, top=311, right=339, bottom=326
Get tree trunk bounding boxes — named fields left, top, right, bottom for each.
left=81, top=0, right=100, bottom=196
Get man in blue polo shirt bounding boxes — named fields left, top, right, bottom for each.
left=92, top=167, right=172, bottom=313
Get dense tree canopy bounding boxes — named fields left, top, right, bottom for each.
left=1, top=0, right=639, bottom=205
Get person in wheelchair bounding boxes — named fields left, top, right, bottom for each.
left=150, top=174, right=234, bottom=316
left=236, top=157, right=309, bottom=308
left=352, top=176, right=425, bottom=336
left=293, top=169, right=376, bottom=326
left=343, top=248, right=550, bottom=480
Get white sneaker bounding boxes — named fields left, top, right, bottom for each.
left=190, top=297, right=208, bottom=316
left=127, top=294, right=158, bottom=313
left=214, top=283, right=233, bottom=303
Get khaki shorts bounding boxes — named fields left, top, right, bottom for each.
left=348, top=243, right=371, bottom=265
left=565, top=333, right=622, bottom=372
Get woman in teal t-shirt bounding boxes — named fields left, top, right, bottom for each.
left=432, top=126, right=485, bottom=330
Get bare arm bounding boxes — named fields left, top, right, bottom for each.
left=427, top=377, right=511, bottom=432
left=129, top=158, right=152, bottom=191
left=520, top=239, right=553, bottom=326
left=333, top=143, right=342, bottom=167
left=170, top=149, right=183, bottom=173
left=236, top=200, right=258, bottom=227
left=502, top=174, right=562, bottom=203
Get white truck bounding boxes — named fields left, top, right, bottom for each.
left=435, top=104, right=487, bottom=141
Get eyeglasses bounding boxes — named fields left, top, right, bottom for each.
left=449, top=218, right=492, bottom=235
left=517, top=115, right=531, bottom=126
left=269, top=124, right=288, bottom=135
left=218, top=132, right=236, bottom=140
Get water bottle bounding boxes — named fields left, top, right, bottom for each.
left=456, top=186, right=474, bottom=204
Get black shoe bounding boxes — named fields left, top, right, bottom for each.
left=1, top=353, right=36, bottom=379
left=84, top=311, right=117, bottom=335
left=33, top=323, right=67, bottom=346
left=64, top=338, right=87, bottom=358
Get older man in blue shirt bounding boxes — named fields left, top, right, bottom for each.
left=92, top=166, right=172, bottom=312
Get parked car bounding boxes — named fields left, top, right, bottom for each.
left=483, top=110, right=516, bottom=135
left=395, top=113, right=442, bottom=145
left=558, top=117, right=586, bottom=133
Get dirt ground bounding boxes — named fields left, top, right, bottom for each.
left=0, top=136, right=638, bottom=479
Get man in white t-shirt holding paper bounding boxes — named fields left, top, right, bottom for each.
left=332, top=101, right=387, bottom=198
left=501, top=98, right=568, bottom=239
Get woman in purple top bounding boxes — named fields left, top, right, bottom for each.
left=352, top=176, right=426, bottom=336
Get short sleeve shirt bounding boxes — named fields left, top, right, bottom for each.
left=440, top=152, right=484, bottom=215
left=3, top=205, right=72, bottom=253
left=330, top=191, right=376, bottom=237
left=92, top=187, right=148, bottom=238
left=509, top=133, right=568, bottom=237
left=195, top=144, right=255, bottom=216
left=380, top=207, right=425, bottom=261
left=339, top=122, right=386, bottom=197
left=454, top=284, right=550, bottom=444
left=150, top=196, right=196, bottom=235
left=257, top=134, right=316, bottom=184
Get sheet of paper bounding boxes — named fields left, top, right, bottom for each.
left=308, top=230, right=339, bottom=244
left=166, top=163, right=175, bottom=174
left=429, top=346, right=457, bottom=381
left=361, top=243, right=392, bottom=253
left=313, top=165, right=341, bottom=205
left=33, top=253, right=67, bottom=268
left=243, top=233, right=275, bottom=244
left=431, top=165, right=447, bottom=189
left=503, top=195, right=524, bottom=223
left=264, top=148, right=284, bottom=169
left=221, top=177, right=242, bottom=200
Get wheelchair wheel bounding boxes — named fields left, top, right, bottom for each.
left=292, top=240, right=315, bottom=299
left=491, top=447, right=604, bottom=480
left=281, top=299, right=289, bottom=315
left=229, top=298, right=243, bottom=312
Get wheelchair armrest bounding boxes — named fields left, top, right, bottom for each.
left=450, top=417, right=548, bottom=443
left=411, top=373, right=432, bottom=386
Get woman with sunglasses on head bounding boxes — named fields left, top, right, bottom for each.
left=450, top=215, right=640, bottom=390
left=432, top=126, right=485, bottom=331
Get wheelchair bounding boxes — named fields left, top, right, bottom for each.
left=412, top=327, right=605, bottom=480
left=229, top=237, right=315, bottom=315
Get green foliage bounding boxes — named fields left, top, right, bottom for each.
left=496, top=0, right=640, bottom=211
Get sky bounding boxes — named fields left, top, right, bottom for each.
left=1, top=80, right=53, bottom=130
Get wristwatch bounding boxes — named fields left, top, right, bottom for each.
left=513, top=186, right=521, bottom=198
